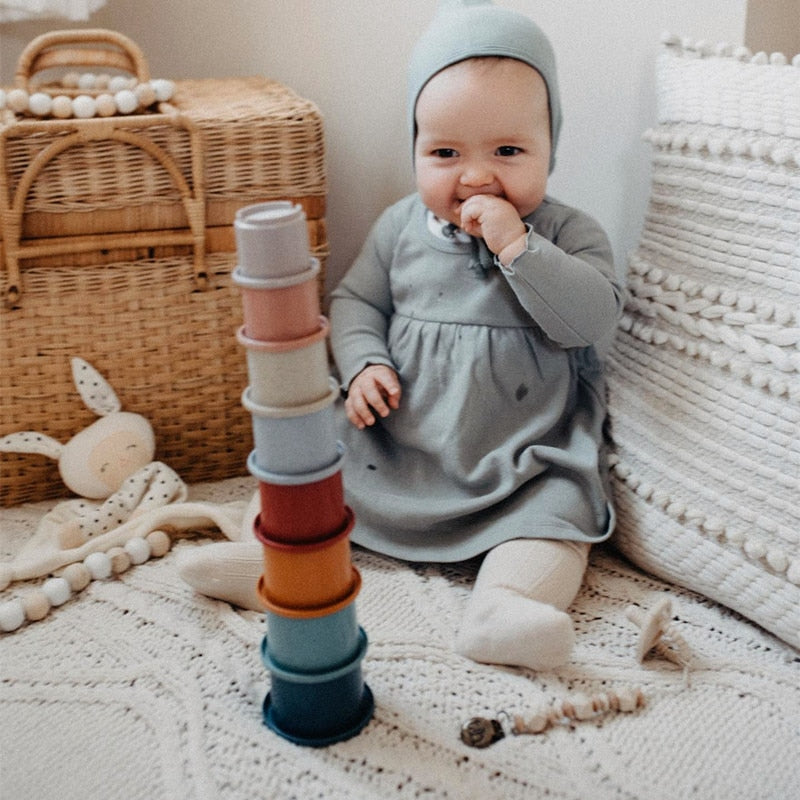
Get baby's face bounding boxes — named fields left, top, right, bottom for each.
left=414, top=58, right=551, bottom=228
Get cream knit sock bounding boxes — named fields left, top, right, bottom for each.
left=178, top=541, right=265, bottom=611
left=455, top=538, right=590, bottom=670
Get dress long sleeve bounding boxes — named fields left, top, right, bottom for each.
left=498, top=207, right=625, bottom=348
left=330, top=207, right=401, bottom=388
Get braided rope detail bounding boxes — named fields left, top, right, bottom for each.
left=621, top=258, right=800, bottom=395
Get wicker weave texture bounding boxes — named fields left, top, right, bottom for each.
left=1, top=35, right=329, bottom=504
left=1, top=77, right=326, bottom=237
left=0, top=253, right=252, bottom=506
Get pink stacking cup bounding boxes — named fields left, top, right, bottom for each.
left=233, top=261, right=321, bottom=342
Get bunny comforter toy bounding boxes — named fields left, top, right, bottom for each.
left=0, top=358, right=256, bottom=632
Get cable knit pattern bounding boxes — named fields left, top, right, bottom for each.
left=1, top=477, right=799, bottom=800
left=606, top=34, right=800, bottom=650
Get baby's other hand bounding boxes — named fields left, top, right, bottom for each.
left=345, top=365, right=401, bottom=430
left=460, top=194, right=527, bottom=265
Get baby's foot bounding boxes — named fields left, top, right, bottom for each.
left=177, top=541, right=264, bottom=611
left=455, top=586, right=574, bottom=670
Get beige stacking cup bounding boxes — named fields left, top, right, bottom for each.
left=237, top=317, right=331, bottom=407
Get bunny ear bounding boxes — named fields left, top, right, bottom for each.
left=0, top=431, right=63, bottom=460
left=71, top=357, right=121, bottom=416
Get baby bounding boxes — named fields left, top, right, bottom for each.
left=181, top=0, right=624, bottom=671
left=329, top=0, right=625, bottom=669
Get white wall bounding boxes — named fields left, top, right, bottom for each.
left=1, top=1, right=749, bottom=288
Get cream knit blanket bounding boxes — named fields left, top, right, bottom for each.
left=1, top=476, right=798, bottom=800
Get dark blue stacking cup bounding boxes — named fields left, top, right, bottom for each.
left=261, top=630, right=374, bottom=747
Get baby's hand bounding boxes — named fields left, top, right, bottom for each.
left=345, top=365, right=401, bottom=430
left=460, top=194, right=528, bottom=265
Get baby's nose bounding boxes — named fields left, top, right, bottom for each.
left=460, top=161, right=493, bottom=187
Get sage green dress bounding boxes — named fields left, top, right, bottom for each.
left=330, top=193, right=625, bottom=562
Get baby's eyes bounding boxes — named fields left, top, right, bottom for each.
left=429, top=145, right=523, bottom=158
left=496, top=145, right=523, bottom=157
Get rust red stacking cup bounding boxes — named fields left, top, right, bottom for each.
left=246, top=446, right=347, bottom=543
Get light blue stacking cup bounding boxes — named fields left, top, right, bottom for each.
left=242, top=378, right=340, bottom=475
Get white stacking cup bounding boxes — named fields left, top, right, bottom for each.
left=235, top=201, right=313, bottom=279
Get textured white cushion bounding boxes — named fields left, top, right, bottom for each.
left=606, top=34, right=800, bottom=650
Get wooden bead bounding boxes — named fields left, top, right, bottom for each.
left=571, top=694, right=596, bottom=721
left=62, top=563, right=91, bottom=592
left=135, top=83, right=156, bottom=108
left=22, top=590, right=51, bottom=621
left=95, top=93, right=117, bottom=117
left=6, top=89, right=29, bottom=113
left=146, top=530, right=171, bottom=558
left=107, top=547, right=131, bottom=574
left=51, top=95, right=73, bottom=119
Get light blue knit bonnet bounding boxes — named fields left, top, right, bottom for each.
left=407, top=0, right=562, bottom=173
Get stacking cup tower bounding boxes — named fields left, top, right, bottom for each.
left=234, top=201, right=373, bottom=746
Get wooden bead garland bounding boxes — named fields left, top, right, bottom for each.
left=0, top=74, right=175, bottom=120
left=0, top=529, right=173, bottom=633
left=509, top=687, right=646, bottom=735
left=460, top=687, right=646, bottom=747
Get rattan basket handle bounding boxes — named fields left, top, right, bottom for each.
left=15, top=29, right=151, bottom=91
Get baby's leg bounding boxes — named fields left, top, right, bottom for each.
left=455, top=538, right=589, bottom=670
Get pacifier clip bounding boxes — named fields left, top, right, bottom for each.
left=460, top=686, right=646, bottom=748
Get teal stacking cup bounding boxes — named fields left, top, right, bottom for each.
left=264, top=604, right=364, bottom=673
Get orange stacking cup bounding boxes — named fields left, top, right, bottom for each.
left=237, top=318, right=330, bottom=407
left=255, top=507, right=357, bottom=609
left=233, top=261, right=321, bottom=342
left=258, top=565, right=362, bottom=619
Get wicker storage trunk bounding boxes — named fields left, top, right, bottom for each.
left=0, top=31, right=328, bottom=506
